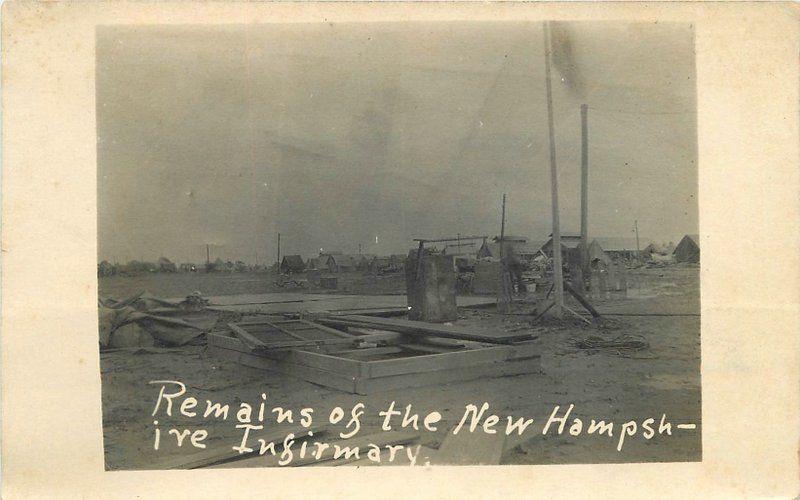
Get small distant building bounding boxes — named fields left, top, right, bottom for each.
left=592, top=237, right=651, bottom=262
left=673, top=234, right=700, bottom=263
left=477, top=236, right=545, bottom=264
left=206, top=257, right=226, bottom=273
left=389, top=254, right=407, bottom=272
left=541, top=233, right=583, bottom=262
left=306, top=256, right=323, bottom=271
left=179, top=263, right=197, bottom=272
left=280, top=255, right=306, bottom=274
left=158, top=257, right=177, bottom=273
left=355, top=254, right=376, bottom=271
left=455, top=254, right=477, bottom=273
left=328, top=254, right=359, bottom=273
left=369, top=256, right=392, bottom=274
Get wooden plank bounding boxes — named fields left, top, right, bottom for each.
left=209, top=332, right=400, bottom=356
left=358, top=356, right=541, bottom=394
left=317, top=315, right=536, bottom=344
left=278, top=349, right=363, bottom=377
left=237, top=316, right=293, bottom=326
left=434, top=427, right=506, bottom=465
left=331, top=346, right=405, bottom=358
left=228, top=320, right=358, bottom=351
left=367, top=344, right=521, bottom=378
left=148, top=424, right=326, bottom=470
left=256, top=319, right=308, bottom=340
left=208, top=345, right=358, bottom=393
left=504, top=340, right=541, bottom=359
left=228, top=322, right=266, bottom=351
left=329, top=307, right=409, bottom=317
left=209, top=335, right=540, bottom=395
left=396, top=343, right=464, bottom=354
left=297, top=319, right=355, bottom=339
left=212, top=430, right=420, bottom=468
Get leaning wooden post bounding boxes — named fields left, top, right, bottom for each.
left=543, top=22, right=564, bottom=317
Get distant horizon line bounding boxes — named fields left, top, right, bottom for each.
left=98, top=232, right=696, bottom=264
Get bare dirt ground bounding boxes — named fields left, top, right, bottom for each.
left=99, top=270, right=407, bottom=300
left=99, top=265, right=700, bottom=469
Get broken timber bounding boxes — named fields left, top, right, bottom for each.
left=208, top=315, right=541, bottom=395
left=315, top=315, right=537, bottom=344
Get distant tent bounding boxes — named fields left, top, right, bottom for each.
left=280, top=255, right=306, bottom=274
left=673, top=234, right=700, bottom=263
left=587, top=239, right=611, bottom=266
left=642, top=242, right=672, bottom=260
left=476, top=240, right=495, bottom=259
left=642, top=243, right=661, bottom=257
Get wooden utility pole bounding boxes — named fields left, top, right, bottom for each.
left=500, top=195, right=507, bottom=246
left=498, top=194, right=511, bottom=313
left=276, top=232, right=281, bottom=267
left=580, top=103, right=589, bottom=275
left=206, top=244, right=210, bottom=265
left=544, top=22, right=564, bottom=317
left=634, top=220, right=641, bottom=263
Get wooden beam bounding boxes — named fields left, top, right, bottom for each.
left=367, top=344, right=536, bottom=378
left=564, top=281, right=601, bottom=318
left=209, top=344, right=359, bottom=393
left=227, top=324, right=357, bottom=352
left=296, top=319, right=355, bottom=339
left=228, top=322, right=266, bottom=351
left=357, top=355, right=541, bottom=394
left=317, top=315, right=536, bottom=344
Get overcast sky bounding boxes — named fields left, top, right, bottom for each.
left=97, top=22, right=697, bottom=264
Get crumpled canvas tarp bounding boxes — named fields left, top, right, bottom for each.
left=99, top=291, right=220, bottom=349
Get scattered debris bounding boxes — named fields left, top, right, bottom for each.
left=568, top=333, right=651, bottom=358
left=209, top=314, right=541, bottom=394
left=99, top=291, right=220, bottom=349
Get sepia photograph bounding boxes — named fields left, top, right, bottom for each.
left=96, top=20, right=700, bottom=469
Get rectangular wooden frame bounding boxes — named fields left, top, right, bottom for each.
left=207, top=332, right=541, bottom=395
